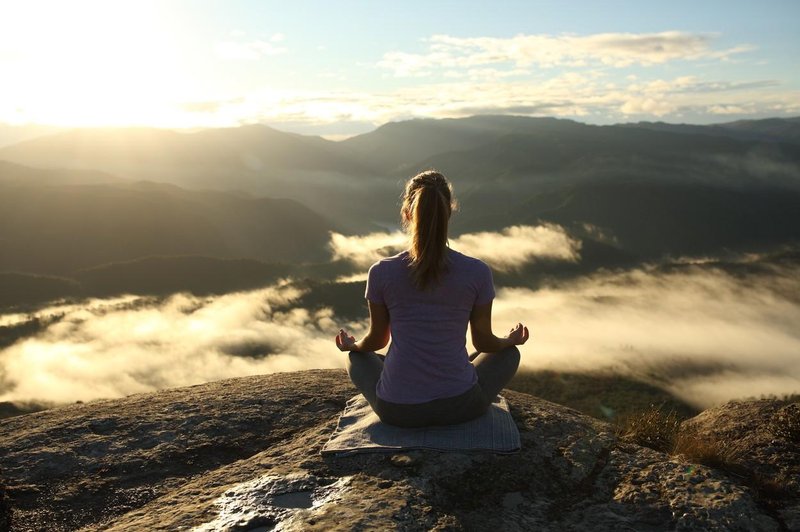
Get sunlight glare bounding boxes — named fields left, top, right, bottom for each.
left=1, top=1, right=192, bottom=127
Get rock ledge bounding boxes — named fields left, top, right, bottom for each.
left=0, top=369, right=797, bottom=531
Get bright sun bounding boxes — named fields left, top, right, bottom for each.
left=1, top=1, right=193, bottom=127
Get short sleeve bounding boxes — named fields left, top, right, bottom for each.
left=475, top=261, right=495, bottom=305
left=364, top=262, right=385, bottom=304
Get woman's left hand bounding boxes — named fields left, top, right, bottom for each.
left=335, top=329, right=357, bottom=352
left=507, top=323, right=530, bottom=345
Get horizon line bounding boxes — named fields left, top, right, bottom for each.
left=2, top=113, right=798, bottom=144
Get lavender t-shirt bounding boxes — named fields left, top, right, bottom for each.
left=365, top=248, right=495, bottom=404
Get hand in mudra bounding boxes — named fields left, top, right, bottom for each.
left=507, top=323, right=530, bottom=345
left=335, top=329, right=357, bottom=352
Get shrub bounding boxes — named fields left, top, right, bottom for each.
left=672, top=432, right=739, bottom=474
left=616, top=406, right=682, bottom=454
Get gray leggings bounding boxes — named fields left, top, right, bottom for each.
left=346, top=346, right=520, bottom=428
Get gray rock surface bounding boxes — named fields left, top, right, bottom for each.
left=681, top=399, right=800, bottom=530
left=0, top=369, right=794, bottom=531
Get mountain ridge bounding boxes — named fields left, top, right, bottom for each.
left=0, top=175, right=337, bottom=274
left=3, top=115, right=799, bottom=180
left=1, top=115, right=798, bottom=291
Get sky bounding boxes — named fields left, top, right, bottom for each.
left=0, top=0, right=799, bottom=137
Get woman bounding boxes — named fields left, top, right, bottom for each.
left=335, top=170, right=529, bottom=428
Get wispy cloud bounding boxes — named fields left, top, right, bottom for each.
left=708, top=104, right=753, bottom=115
left=180, top=30, right=792, bottom=130
left=378, top=32, right=753, bottom=76
left=174, top=72, right=799, bottom=133
left=451, top=225, right=581, bottom=271
left=328, top=231, right=407, bottom=269
left=328, top=224, right=581, bottom=272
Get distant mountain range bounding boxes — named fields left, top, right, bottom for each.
left=0, top=115, right=798, bottom=308
left=0, top=256, right=293, bottom=310
left=4, top=115, right=797, bottom=184
left=618, top=117, right=800, bottom=145
left=0, top=160, right=119, bottom=186
left=0, top=175, right=334, bottom=275
left=0, top=123, right=63, bottom=149
left=0, top=124, right=369, bottom=181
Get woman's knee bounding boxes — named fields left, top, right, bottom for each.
left=501, top=345, right=521, bottom=370
left=479, top=345, right=520, bottom=373
left=345, top=350, right=383, bottom=378
left=345, top=350, right=365, bottom=375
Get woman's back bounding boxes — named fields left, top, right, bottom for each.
left=366, top=248, right=495, bottom=404
left=336, top=169, right=527, bottom=428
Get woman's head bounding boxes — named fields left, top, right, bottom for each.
left=401, top=170, right=456, bottom=290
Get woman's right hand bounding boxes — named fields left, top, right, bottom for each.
left=507, top=323, right=530, bottom=345
left=335, top=329, right=358, bottom=352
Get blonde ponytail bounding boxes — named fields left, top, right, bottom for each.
left=401, top=170, right=456, bottom=290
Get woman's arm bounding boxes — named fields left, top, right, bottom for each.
left=335, top=301, right=391, bottom=352
left=469, top=302, right=529, bottom=353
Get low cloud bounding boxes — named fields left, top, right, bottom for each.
left=1, top=253, right=798, bottom=410
left=708, top=147, right=800, bottom=183
left=329, top=224, right=581, bottom=271
left=451, top=225, right=581, bottom=271
left=620, top=97, right=678, bottom=117
left=328, top=231, right=407, bottom=269
left=708, top=104, right=752, bottom=115
left=489, top=262, right=800, bottom=408
left=0, top=284, right=357, bottom=404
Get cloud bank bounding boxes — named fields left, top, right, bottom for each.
left=1, top=236, right=798, bottom=409
left=489, top=262, right=800, bottom=407
left=0, top=284, right=358, bottom=404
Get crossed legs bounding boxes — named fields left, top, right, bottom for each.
left=345, top=351, right=384, bottom=410
left=346, top=346, right=520, bottom=411
left=470, top=345, right=521, bottom=402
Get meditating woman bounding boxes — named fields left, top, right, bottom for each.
left=335, top=170, right=529, bottom=428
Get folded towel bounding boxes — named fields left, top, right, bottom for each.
left=322, top=394, right=520, bottom=456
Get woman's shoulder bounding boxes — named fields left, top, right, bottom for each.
left=448, top=248, right=490, bottom=271
left=369, top=250, right=410, bottom=272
